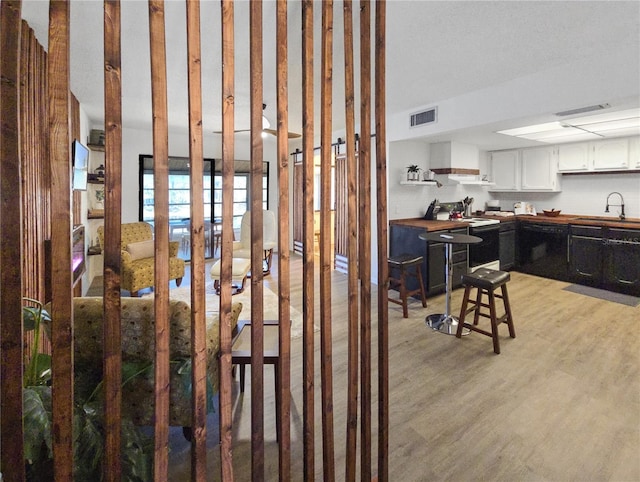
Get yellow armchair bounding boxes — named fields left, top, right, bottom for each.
left=97, top=222, right=185, bottom=296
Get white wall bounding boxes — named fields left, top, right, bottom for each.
left=487, top=172, right=640, bottom=219
left=388, top=140, right=493, bottom=220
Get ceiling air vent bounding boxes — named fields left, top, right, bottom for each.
left=554, top=103, right=610, bottom=116
left=410, top=107, right=437, bottom=127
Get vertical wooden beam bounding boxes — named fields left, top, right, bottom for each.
left=275, top=0, right=292, bottom=479
left=103, top=1, right=123, bottom=480
left=359, top=1, right=373, bottom=478
left=301, top=1, right=316, bottom=479
left=320, top=1, right=336, bottom=479
left=0, top=1, right=25, bottom=479
left=375, top=1, right=389, bottom=480
left=249, top=1, right=265, bottom=479
left=219, top=1, right=235, bottom=479
left=342, top=1, right=359, bottom=480
left=148, top=1, right=171, bottom=477
left=185, top=0, right=208, bottom=478
left=48, top=1, right=75, bottom=479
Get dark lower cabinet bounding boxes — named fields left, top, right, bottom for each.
left=569, top=226, right=603, bottom=287
left=426, top=231, right=468, bottom=296
left=499, top=221, right=516, bottom=270
left=603, top=229, right=640, bottom=296
left=569, top=225, right=640, bottom=296
left=389, top=224, right=468, bottom=297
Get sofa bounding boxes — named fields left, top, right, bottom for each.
left=97, top=222, right=185, bottom=296
left=55, top=297, right=242, bottom=428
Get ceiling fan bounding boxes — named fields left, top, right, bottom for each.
left=213, top=104, right=301, bottom=139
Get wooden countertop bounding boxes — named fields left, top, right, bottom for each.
left=388, top=218, right=470, bottom=232
left=390, top=214, right=640, bottom=231
left=516, top=214, right=640, bottom=229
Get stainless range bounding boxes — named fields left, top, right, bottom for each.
left=455, top=217, right=501, bottom=271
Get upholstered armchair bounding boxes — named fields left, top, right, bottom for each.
left=97, top=222, right=185, bottom=296
left=233, top=210, right=277, bottom=275
left=62, top=297, right=242, bottom=429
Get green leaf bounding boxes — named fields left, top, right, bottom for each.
left=23, top=387, right=52, bottom=463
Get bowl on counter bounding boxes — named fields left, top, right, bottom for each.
left=542, top=209, right=561, bottom=217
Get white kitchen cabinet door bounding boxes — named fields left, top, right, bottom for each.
left=557, top=142, right=590, bottom=171
left=592, top=138, right=629, bottom=170
left=628, top=136, right=640, bottom=169
left=521, top=146, right=560, bottom=190
left=489, top=150, right=519, bottom=191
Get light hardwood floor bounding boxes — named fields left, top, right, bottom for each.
left=168, top=253, right=639, bottom=481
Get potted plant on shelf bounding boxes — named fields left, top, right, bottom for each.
left=406, top=164, right=421, bottom=181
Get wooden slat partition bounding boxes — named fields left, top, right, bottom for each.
left=375, top=3, right=389, bottom=480
left=219, top=1, right=236, bottom=479
left=359, top=1, right=373, bottom=478
left=148, top=1, right=171, bottom=476
left=1, top=2, right=392, bottom=479
left=185, top=0, right=208, bottom=477
left=20, top=20, right=51, bottom=360
left=102, top=1, right=123, bottom=480
left=275, top=0, right=292, bottom=479
left=342, top=1, right=359, bottom=479
left=320, top=1, right=336, bottom=479
left=301, top=1, right=316, bottom=479
left=48, top=1, right=75, bottom=479
left=20, top=20, right=45, bottom=304
left=0, top=2, right=26, bottom=480
left=249, top=1, right=266, bottom=478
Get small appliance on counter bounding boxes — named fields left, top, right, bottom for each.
left=486, top=200, right=500, bottom=211
left=514, top=201, right=537, bottom=216
left=424, top=198, right=440, bottom=220
left=463, top=196, right=474, bottom=217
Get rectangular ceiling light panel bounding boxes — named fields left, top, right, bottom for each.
left=497, top=108, right=640, bottom=144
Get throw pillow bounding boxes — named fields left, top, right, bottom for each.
left=126, top=240, right=154, bottom=261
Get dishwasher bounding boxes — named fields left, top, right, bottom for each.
left=518, top=222, right=570, bottom=281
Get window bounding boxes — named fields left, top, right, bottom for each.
left=139, top=155, right=269, bottom=259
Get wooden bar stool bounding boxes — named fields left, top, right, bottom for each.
left=456, top=268, right=515, bottom=354
left=388, top=254, right=427, bottom=318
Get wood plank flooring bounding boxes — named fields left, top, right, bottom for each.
left=164, top=253, right=639, bottom=481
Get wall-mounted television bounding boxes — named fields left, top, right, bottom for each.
left=72, top=139, right=89, bottom=191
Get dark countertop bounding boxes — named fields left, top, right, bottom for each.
left=390, top=214, right=640, bottom=231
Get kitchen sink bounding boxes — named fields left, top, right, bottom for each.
left=574, top=217, right=640, bottom=224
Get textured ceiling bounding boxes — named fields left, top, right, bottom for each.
left=20, top=0, right=640, bottom=148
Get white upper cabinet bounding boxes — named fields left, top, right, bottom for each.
left=557, top=142, right=591, bottom=171
left=489, top=150, right=519, bottom=191
left=521, top=146, right=559, bottom=190
left=630, top=137, right=640, bottom=169
left=592, top=138, right=629, bottom=170
left=489, top=147, right=560, bottom=192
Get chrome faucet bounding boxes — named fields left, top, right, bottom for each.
left=605, top=192, right=625, bottom=220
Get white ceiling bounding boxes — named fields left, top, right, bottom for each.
left=20, top=0, right=640, bottom=150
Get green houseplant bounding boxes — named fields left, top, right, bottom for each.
left=22, top=298, right=153, bottom=482
left=406, top=164, right=421, bottom=181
